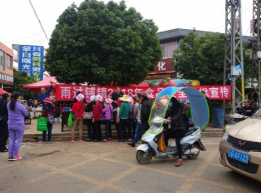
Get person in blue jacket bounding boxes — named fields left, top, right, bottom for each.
left=38, top=82, right=53, bottom=107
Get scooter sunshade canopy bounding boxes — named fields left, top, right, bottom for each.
left=153, top=87, right=209, bottom=130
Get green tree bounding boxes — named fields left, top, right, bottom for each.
left=45, top=0, right=162, bottom=85
left=13, top=69, right=37, bottom=99
left=174, top=30, right=251, bottom=85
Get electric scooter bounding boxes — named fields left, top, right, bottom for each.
left=136, top=117, right=206, bottom=164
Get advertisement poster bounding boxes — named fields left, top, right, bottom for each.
left=18, top=45, right=44, bottom=81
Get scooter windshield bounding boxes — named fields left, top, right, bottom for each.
left=147, top=95, right=170, bottom=134
left=147, top=87, right=209, bottom=133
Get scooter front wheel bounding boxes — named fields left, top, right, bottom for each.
left=136, top=150, right=152, bottom=164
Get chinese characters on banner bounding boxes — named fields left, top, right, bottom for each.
left=18, top=45, right=44, bottom=81
left=55, top=85, right=231, bottom=101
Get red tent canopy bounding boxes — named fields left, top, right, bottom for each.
left=0, top=88, right=10, bottom=95
left=23, top=76, right=58, bottom=91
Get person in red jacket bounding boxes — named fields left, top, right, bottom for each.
left=92, top=95, right=103, bottom=142
left=71, top=94, right=86, bottom=142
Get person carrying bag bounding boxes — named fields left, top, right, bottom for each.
left=102, top=99, right=113, bottom=142
left=39, top=97, right=56, bottom=144
left=83, top=95, right=96, bottom=142
left=71, top=94, right=86, bottom=142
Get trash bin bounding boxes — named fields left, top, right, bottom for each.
left=61, top=107, right=71, bottom=132
left=212, top=108, right=224, bottom=128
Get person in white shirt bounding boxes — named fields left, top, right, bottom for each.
left=128, top=94, right=142, bottom=147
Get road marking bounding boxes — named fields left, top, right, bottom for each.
left=175, top=149, right=218, bottom=193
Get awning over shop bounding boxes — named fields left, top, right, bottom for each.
left=0, top=88, right=10, bottom=95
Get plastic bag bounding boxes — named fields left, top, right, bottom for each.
left=158, top=133, right=167, bottom=152
left=37, top=117, right=47, bottom=131
left=68, top=113, right=73, bottom=126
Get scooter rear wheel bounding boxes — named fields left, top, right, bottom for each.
left=136, top=150, right=152, bottom=164
left=186, top=147, right=200, bottom=160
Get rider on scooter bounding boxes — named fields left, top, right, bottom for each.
left=165, top=97, right=189, bottom=167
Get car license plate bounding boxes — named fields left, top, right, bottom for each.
left=228, top=149, right=249, bottom=164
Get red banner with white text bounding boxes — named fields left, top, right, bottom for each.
left=55, top=84, right=231, bottom=101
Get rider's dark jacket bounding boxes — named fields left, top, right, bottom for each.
left=165, top=98, right=188, bottom=132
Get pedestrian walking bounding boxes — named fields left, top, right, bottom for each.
left=71, top=94, right=86, bottom=142
left=128, top=94, right=142, bottom=147
left=92, top=95, right=103, bottom=142
left=118, top=95, right=130, bottom=142
left=140, top=92, right=152, bottom=135
left=39, top=97, right=56, bottom=144
left=7, top=92, right=29, bottom=161
left=0, top=93, right=10, bottom=152
left=84, top=95, right=96, bottom=142
left=102, top=99, right=113, bottom=142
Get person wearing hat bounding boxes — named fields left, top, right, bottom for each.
left=92, top=95, right=104, bottom=142
left=84, top=95, right=96, bottom=142
left=102, top=99, right=113, bottom=142
left=140, top=92, right=152, bottom=135
left=118, top=95, right=130, bottom=142
left=71, top=93, right=86, bottom=142
left=39, top=97, right=56, bottom=144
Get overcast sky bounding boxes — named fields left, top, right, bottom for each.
left=0, top=0, right=252, bottom=49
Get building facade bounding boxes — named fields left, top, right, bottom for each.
left=0, top=42, right=14, bottom=89
left=146, top=28, right=250, bottom=82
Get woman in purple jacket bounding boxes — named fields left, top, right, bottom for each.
left=102, top=99, right=113, bottom=142
left=7, top=92, right=29, bottom=161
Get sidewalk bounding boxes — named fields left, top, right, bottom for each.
left=23, top=119, right=224, bottom=142
left=25, top=119, right=72, bottom=135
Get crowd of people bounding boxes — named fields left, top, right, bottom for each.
left=0, top=83, right=257, bottom=166
left=64, top=87, right=153, bottom=145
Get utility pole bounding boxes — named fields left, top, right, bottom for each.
left=251, top=0, right=261, bottom=109
left=224, top=0, right=245, bottom=114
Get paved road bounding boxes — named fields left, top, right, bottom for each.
left=0, top=138, right=260, bottom=193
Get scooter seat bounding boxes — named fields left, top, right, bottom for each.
left=184, top=127, right=198, bottom=137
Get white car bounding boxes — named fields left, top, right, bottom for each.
left=219, top=110, right=261, bottom=182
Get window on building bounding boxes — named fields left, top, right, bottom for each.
left=6, top=54, right=11, bottom=69
left=161, top=42, right=177, bottom=59
left=0, top=50, right=4, bottom=71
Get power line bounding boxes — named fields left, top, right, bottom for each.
left=28, top=0, right=49, bottom=41
left=207, top=2, right=252, bottom=32
left=5, top=30, right=51, bottom=43
left=29, top=38, right=47, bottom=44
left=244, top=26, right=250, bottom=36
